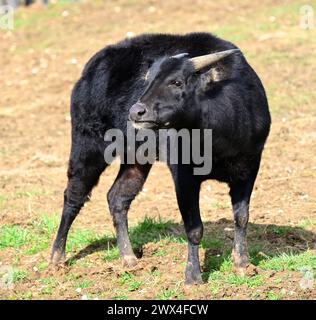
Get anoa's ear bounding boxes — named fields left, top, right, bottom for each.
left=199, top=65, right=227, bottom=91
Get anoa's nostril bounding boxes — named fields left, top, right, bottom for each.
left=129, top=103, right=147, bottom=121
left=137, top=106, right=146, bottom=116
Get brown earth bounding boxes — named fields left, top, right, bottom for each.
left=0, top=0, right=315, bottom=299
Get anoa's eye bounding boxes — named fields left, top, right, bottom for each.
left=169, top=80, right=183, bottom=87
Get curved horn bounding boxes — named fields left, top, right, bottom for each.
left=190, top=49, right=240, bottom=70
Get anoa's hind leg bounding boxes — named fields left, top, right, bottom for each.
left=51, top=143, right=106, bottom=265
left=229, top=157, right=261, bottom=275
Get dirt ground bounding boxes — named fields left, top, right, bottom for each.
left=0, top=0, right=315, bottom=300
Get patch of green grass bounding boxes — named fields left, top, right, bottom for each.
left=149, top=270, right=162, bottom=278
left=13, top=270, right=29, bottom=283
left=226, top=274, right=265, bottom=288
left=209, top=281, right=221, bottom=296
left=103, top=247, right=120, bottom=262
left=66, top=229, right=100, bottom=252
left=156, top=286, right=184, bottom=300
left=130, top=217, right=176, bottom=249
left=219, top=259, right=234, bottom=272
left=15, top=190, right=49, bottom=198
left=119, top=272, right=134, bottom=285
left=249, top=245, right=266, bottom=265
left=39, top=277, right=59, bottom=296
left=32, top=213, right=59, bottom=235
left=300, top=218, right=316, bottom=229
left=165, top=234, right=187, bottom=244
left=20, top=292, right=33, bottom=300
left=65, top=273, right=81, bottom=282
left=259, top=251, right=316, bottom=272
left=0, top=213, right=60, bottom=253
left=127, top=279, right=143, bottom=292
left=112, top=294, right=129, bottom=300
left=153, top=249, right=168, bottom=257
left=208, top=271, right=222, bottom=282
left=273, top=275, right=288, bottom=285
left=38, top=261, right=49, bottom=272
left=1, top=216, right=180, bottom=261
left=204, top=254, right=232, bottom=273
left=119, top=272, right=143, bottom=292
left=14, top=4, right=65, bottom=30
left=269, top=2, right=302, bottom=20
left=209, top=270, right=265, bottom=289
left=25, top=240, right=49, bottom=255
left=201, top=238, right=223, bottom=249
left=40, top=277, right=59, bottom=286
left=25, top=213, right=59, bottom=254
left=0, top=225, right=30, bottom=249
left=267, top=291, right=283, bottom=300
left=76, top=280, right=94, bottom=289
left=41, top=287, right=54, bottom=295
left=266, top=225, right=292, bottom=236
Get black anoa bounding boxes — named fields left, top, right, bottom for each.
left=51, top=33, right=271, bottom=284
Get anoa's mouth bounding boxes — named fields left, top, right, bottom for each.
left=131, top=120, right=159, bottom=130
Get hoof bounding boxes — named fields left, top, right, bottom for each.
left=185, top=261, right=203, bottom=285
left=122, top=255, right=138, bottom=268
left=234, top=266, right=248, bottom=277
left=184, top=274, right=203, bottom=285
left=232, top=249, right=250, bottom=276
left=233, top=263, right=258, bottom=277
left=50, top=249, right=66, bottom=266
left=185, top=268, right=203, bottom=285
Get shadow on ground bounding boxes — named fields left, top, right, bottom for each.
left=67, top=218, right=316, bottom=281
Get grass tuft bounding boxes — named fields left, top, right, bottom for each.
left=259, top=251, right=316, bottom=272
left=119, top=272, right=143, bottom=292
left=0, top=225, right=30, bottom=249
left=156, top=286, right=184, bottom=300
left=130, top=216, right=177, bottom=248
left=13, top=270, right=29, bottom=283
